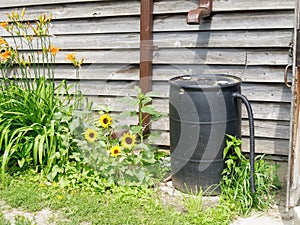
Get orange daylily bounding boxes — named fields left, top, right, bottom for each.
left=66, top=53, right=76, bottom=62
left=0, top=21, right=8, bottom=29
left=0, top=50, right=11, bottom=60
left=0, top=38, right=7, bottom=45
left=66, top=53, right=84, bottom=68
left=48, top=45, right=61, bottom=56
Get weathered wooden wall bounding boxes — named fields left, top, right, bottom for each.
left=0, top=0, right=295, bottom=156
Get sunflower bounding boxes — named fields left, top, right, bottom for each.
left=99, top=114, right=112, bottom=128
left=121, top=133, right=136, bottom=149
left=84, top=128, right=98, bottom=143
left=110, top=145, right=121, bottom=157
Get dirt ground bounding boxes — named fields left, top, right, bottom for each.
left=158, top=181, right=295, bottom=225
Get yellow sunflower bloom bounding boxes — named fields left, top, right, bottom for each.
left=121, top=133, right=136, bottom=149
left=110, top=145, right=121, bottom=157
left=99, top=114, right=112, bottom=128
left=84, top=128, right=98, bottom=143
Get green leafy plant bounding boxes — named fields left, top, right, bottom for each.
left=69, top=86, right=168, bottom=187
left=0, top=9, right=81, bottom=184
left=0, top=9, right=167, bottom=191
left=220, top=134, right=278, bottom=216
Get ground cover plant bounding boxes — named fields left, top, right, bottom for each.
left=0, top=9, right=280, bottom=225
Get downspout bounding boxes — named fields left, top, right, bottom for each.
left=140, top=0, right=153, bottom=133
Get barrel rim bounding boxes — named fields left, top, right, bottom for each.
left=169, top=74, right=242, bottom=90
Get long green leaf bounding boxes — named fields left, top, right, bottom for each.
left=38, top=134, right=45, bottom=165
left=33, top=134, right=41, bottom=165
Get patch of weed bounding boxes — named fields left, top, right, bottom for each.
left=220, top=135, right=278, bottom=216
left=0, top=175, right=237, bottom=225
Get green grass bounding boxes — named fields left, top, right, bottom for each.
left=0, top=212, right=35, bottom=225
left=0, top=175, right=235, bottom=225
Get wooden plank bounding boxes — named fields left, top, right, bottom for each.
left=52, top=65, right=140, bottom=80
left=152, top=48, right=246, bottom=65
left=0, top=34, right=139, bottom=50
left=153, top=12, right=294, bottom=32
left=2, top=30, right=291, bottom=50
left=48, top=64, right=292, bottom=84
left=152, top=49, right=290, bottom=66
left=6, top=63, right=293, bottom=85
left=0, top=50, right=138, bottom=64
left=47, top=12, right=294, bottom=35
left=0, top=0, right=105, bottom=8
left=53, top=34, right=139, bottom=49
left=3, top=29, right=292, bottom=49
left=0, top=12, right=293, bottom=37
left=91, top=96, right=290, bottom=121
left=69, top=80, right=291, bottom=102
left=0, top=17, right=140, bottom=36
left=242, top=138, right=289, bottom=156
left=212, top=0, right=294, bottom=11
left=0, top=1, right=141, bottom=21
left=241, top=120, right=290, bottom=139
left=1, top=0, right=295, bottom=11
left=151, top=82, right=292, bottom=102
left=153, top=30, right=293, bottom=48
left=152, top=99, right=291, bottom=121
left=247, top=50, right=292, bottom=66
left=240, top=102, right=291, bottom=121
left=10, top=49, right=288, bottom=66
left=54, top=50, right=140, bottom=64
left=240, top=83, right=291, bottom=102
left=148, top=131, right=289, bottom=155
left=51, top=17, right=139, bottom=34
left=151, top=117, right=290, bottom=139
left=64, top=80, right=139, bottom=97
left=153, top=0, right=295, bottom=13
left=152, top=65, right=292, bottom=83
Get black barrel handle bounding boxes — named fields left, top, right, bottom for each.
left=232, top=93, right=256, bottom=194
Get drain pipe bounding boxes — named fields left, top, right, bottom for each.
left=140, top=0, right=153, bottom=93
left=186, top=0, right=212, bottom=25
left=140, top=0, right=153, bottom=133
left=233, top=93, right=256, bottom=194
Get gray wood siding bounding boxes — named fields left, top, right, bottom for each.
left=0, top=0, right=295, bottom=155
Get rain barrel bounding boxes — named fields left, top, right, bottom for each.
left=169, top=74, right=242, bottom=193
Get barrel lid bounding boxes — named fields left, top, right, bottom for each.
left=169, top=74, right=241, bottom=89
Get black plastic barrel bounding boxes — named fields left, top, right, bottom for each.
left=169, top=74, right=242, bottom=193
